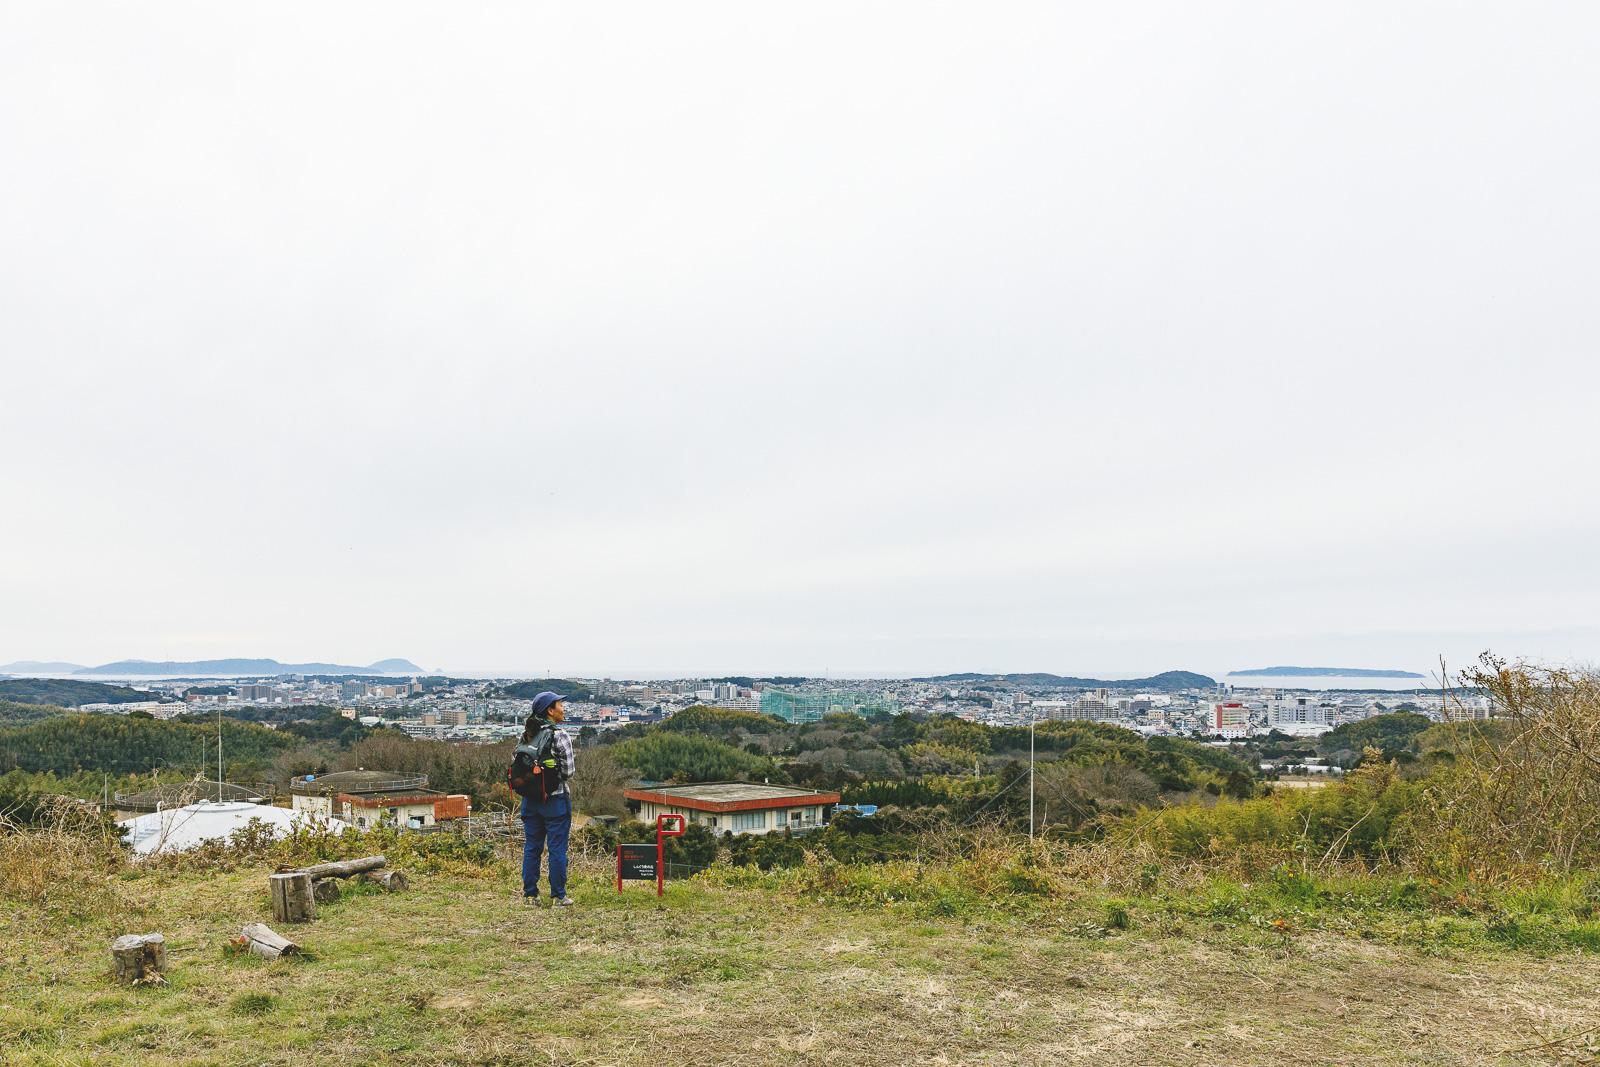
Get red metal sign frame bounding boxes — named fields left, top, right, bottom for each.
left=617, top=812, right=688, bottom=897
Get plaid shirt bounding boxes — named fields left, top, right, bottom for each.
left=549, top=727, right=576, bottom=795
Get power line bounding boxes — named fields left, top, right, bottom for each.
left=958, top=765, right=1033, bottom=827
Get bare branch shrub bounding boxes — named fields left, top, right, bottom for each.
left=569, top=745, right=633, bottom=819
left=1407, top=654, right=1600, bottom=878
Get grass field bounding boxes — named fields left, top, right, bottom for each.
left=5, top=853, right=1600, bottom=1067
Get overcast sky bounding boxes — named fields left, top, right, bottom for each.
left=2, top=4, right=1597, bottom=679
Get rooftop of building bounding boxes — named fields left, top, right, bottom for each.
left=338, top=789, right=446, bottom=807
left=113, top=779, right=271, bottom=812
left=289, top=769, right=429, bottom=795
left=624, top=781, right=841, bottom=813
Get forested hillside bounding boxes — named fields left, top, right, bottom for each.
left=493, top=679, right=597, bottom=701
left=0, top=714, right=297, bottom=777
left=0, top=679, right=168, bottom=707
left=0, top=701, right=66, bottom=726
left=602, top=705, right=1251, bottom=793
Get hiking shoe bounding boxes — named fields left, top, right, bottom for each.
left=553, top=896, right=575, bottom=908
left=522, top=895, right=539, bottom=905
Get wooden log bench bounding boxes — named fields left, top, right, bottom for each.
left=270, top=855, right=405, bottom=922
left=302, top=855, right=387, bottom=880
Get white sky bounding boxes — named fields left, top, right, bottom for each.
left=2, top=3, right=1597, bottom=679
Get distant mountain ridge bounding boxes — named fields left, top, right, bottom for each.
left=913, top=670, right=1215, bottom=690
left=0, top=661, right=88, bottom=674
left=75, top=657, right=425, bottom=677
left=1228, top=666, right=1426, bottom=679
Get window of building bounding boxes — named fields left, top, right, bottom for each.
left=730, top=811, right=765, bottom=831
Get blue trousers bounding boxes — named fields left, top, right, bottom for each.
left=521, top=792, right=571, bottom=898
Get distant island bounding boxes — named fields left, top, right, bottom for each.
left=0, top=660, right=88, bottom=674
left=74, top=657, right=426, bottom=677
left=1228, top=666, right=1426, bottom=679
left=914, top=670, right=1215, bottom=691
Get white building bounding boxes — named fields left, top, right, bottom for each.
left=1034, top=689, right=1117, bottom=721
left=119, top=801, right=347, bottom=857
left=79, top=700, right=183, bottom=718
left=624, top=783, right=840, bottom=836
left=1267, top=697, right=1333, bottom=736
left=289, top=770, right=470, bottom=830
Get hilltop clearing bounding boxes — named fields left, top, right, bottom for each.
left=5, top=852, right=1599, bottom=1066
left=6, top=657, right=1600, bottom=1063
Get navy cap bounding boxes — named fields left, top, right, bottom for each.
left=529, top=691, right=566, bottom=718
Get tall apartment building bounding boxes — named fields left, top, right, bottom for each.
left=1268, top=696, right=1330, bottom=729
left=1210, top=702, right=1251, bottom=738
left=1035, top=689, right=1117, bottom=721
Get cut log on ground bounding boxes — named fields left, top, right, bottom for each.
left=359, top=869, right=408, bottom=892
left=111, top=933, right=167, bottom=984
left=312, top=878, right=340, bottom=904
left=300, top=855, right=386, bottom=880
left=270, top=871, right=315, bottom=923
left=239, top=923, right=300, bottom=961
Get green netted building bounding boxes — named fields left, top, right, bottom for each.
left=759, top=688, right=898, bottom=724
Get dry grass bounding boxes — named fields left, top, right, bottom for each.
left=5, top=853, right=1600, bottom=1066
left=0, top=798, right=130, bottom=916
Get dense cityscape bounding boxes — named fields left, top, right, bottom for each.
left=60, top=669, right=1489, bottom=737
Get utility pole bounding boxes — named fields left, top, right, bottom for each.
left=1029, top=708, right=1037, bottom=843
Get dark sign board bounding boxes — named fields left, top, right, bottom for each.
left=618, top=842, right=658, bottom=881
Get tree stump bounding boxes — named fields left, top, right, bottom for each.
left=111, top=933, right=167, bottom=984
left=239, top=923, right=300, bottom=961
left=312, top=879, right=340, bottom=905
left=270, top=871, right=314, bottom=923
left=360, top=869, right=408, bottom=892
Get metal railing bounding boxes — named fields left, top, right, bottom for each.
left=289, top=774, right=428, bottom=794
left=112, top=781, right=278, bottom=807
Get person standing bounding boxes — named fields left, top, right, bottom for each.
left=515, top=691, right=576, bottom=906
